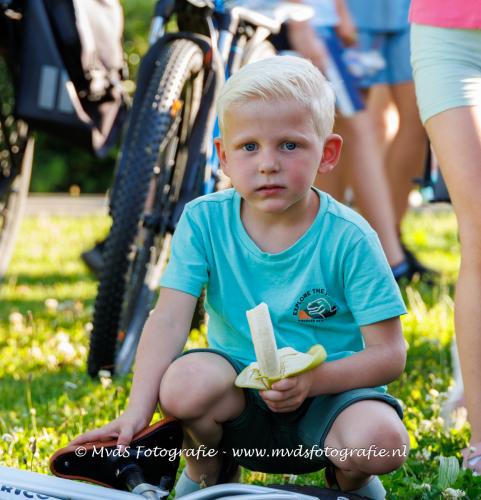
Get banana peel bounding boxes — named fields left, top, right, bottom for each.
left=235, top=344, right=327, bottom=390
left=234, top=302, right=327, bottom=390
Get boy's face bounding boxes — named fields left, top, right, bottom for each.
left=215, top=97, right=340, bottom=216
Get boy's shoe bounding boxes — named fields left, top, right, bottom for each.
left=81, top=239, right=106, bottom=276
left=174, top=456, right=240, bottom=498
left=325, top=465, right=385, bottom=499
left=174, top=469, right=201, bottom=497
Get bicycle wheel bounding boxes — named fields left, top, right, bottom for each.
left=87, top=39, right=204, bottom=377
left=0, top=67, right=34, bottom=279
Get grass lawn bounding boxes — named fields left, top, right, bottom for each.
left=1, top=208, right=480, bottom=499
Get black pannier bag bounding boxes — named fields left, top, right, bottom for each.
left=14, top=0, right=128, bottom=157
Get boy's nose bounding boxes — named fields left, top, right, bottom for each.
left=259, top=154, right=280, bottom=174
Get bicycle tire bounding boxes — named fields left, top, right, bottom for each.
left=87, top=39, right=204, bottom=377
left=0, top=136, right=34, bottom=279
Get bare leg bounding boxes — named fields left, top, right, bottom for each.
left=324, top=400, right=409, bottom=491
left=160, top=353, right=245, bottom=485
left=366, top=84, right=399, bottom=155
left=425, top=106, right=481, bottom=443
left=320, top=112, right=405, bottom=266
left=385, top=82, right=427, bottom=227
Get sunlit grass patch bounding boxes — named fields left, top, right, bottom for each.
left=1, top=208, right=480, bottom=497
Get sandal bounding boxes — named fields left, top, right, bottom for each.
left=462, top=442, right=481, bottom=476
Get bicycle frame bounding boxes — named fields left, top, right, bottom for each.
left=136, top=0, right=312, bottom=230
left=0, top=465, right=322, bottom=500
left=0, top=465, right=143, bottom=500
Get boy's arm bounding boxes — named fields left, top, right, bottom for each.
left=261, top=317, right=406, bottom=413
left=125, top=287, right=197, bottom=418
left=308, top=316, right=406, bottom=395
left=70, top=288, right=197, bottom=445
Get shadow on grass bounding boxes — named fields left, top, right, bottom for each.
left=3, top=271, right=98, bottom=287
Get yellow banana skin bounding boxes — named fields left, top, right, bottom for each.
left=235, top=303, right=327, bottom=390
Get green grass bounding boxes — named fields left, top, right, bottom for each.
left=1, top=208, right=480, bottom=498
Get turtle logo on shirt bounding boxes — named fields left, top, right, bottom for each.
left=293, top=288, right=337, bottom=322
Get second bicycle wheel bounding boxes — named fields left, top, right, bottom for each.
left=87, top=39, right=204, bottom=377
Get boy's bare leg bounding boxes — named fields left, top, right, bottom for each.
left=425, top=106, right=481, bottom=444
left=324, top=400, right=409, bottom=491
left=385, top=82, right=427, bottom=227
left=160, top=352, right=245, bottom=485
left=317, top=112, right=405, bottom=266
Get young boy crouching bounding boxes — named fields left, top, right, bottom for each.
left=72, top=55, right=409, bottom=499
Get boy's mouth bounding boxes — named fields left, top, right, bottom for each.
left=256, top=185, right=284, bottom=195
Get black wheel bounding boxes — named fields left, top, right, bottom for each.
left=0, top=56, right=34, bottom=280
left=87, top=39, right=204, bottom=377
left=0, top=136, right=33, bottom=279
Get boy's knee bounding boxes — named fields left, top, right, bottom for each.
left=160, top=354, right=238, bottom=419
left=345, top=422, right=409, bottom=474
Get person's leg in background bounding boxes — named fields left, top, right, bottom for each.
left=324, top=112, right=406, bottom=267
left=383, top=29, right=426, bottom=230
left=426, top=105, right=481, bottom=467
left=412, top=23, right=481, bottom=471
left=311, top=28, right=406, bottom=269
left=365, top=84, right=399, bottom=157
left=355, top=27, right=434, bottom=279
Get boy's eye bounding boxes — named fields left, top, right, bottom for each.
left=282, top=142, right=297, bottom=151
left=243, top=143, right=258, bottom=152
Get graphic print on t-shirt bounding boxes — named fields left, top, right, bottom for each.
left=293, top=287, right=338, bottom=322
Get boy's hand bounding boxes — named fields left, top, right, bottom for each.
left=69, top=409, right=151, bottom=450
left=260, top=371, right=315, bottom=413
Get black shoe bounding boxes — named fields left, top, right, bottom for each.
left=401, top=243, right=439, bottom=279
left=81, top=240, right=106, bottom=277
left=402, top=244, right=439, bottom=283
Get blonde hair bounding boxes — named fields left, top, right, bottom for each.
left=217, top=55, right=335, bottom=142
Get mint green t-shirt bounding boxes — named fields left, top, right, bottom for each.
left=160, top=188, right=406, bottom=366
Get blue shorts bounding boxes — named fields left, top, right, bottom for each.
left=411, top=24, right=481, bottom=124
left=316, top=27, right=364, bottom=117
left=354, top=27, right=413, bottom=87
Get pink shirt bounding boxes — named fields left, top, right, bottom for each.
left=409, top=0, right=481, bottom=29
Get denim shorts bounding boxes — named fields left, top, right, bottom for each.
left=411, top=24, right=481, bottom=124
left=315, top=27, right=364, bottom=117
left=180, top=348, right=403, bottom=474
left=354, top=27, right=413, bottom=87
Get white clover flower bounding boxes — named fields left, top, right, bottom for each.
left=2, top=434, right=14, bottom=443
left=44, top=298, right=59, bottom=312
left=442, top=488, right=466, bottom=499
left=9, top=312, right=24, bottom=328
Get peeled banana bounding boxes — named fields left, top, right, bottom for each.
left=235, top=302, right=327, bottom=390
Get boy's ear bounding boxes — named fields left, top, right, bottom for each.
left=318, top=134, right=343, bottom=174
left=214, top=137, right=229, bottom=175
